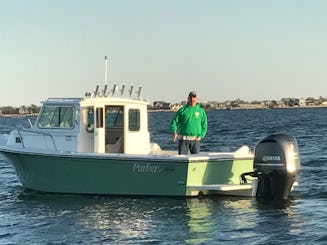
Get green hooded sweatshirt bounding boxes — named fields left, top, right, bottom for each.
left=170, top=103, right=207, bottom=138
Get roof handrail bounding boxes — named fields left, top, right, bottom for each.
left=46, top=98, right=82, bottom=102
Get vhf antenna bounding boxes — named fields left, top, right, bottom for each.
left=104, top=56, right=108, bottom=85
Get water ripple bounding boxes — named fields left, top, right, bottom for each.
left=0, top=109, right=326, bottom=244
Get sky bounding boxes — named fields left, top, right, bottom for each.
left=1, top=0, right=327, bottom=106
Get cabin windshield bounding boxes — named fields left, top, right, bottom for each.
left=38, top=106, right=74, bottom=129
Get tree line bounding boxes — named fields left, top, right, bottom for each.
left=0, top=105, right=40, bottom=115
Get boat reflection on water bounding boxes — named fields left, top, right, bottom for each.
left=11, top=191, right=302, bottom=244
left=185, top=198, right=258, bottom=244
left=187, top=197, right=304, bottom=244
left=185, top=198, right=216, bottom=244
left=75, top=198, right=156, bottom=242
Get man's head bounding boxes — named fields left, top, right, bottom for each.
left=188, top=91, right=198, bottom=106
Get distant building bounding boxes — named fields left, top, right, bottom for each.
left=152, top=101, right=171, bottom=110
left=162, top=102, right=171, bottom=110
left=19, top=106, right=30, bottom=115
left=152, top=101, right=165, bottom=108
left=171, top=103, right=182, bottom=111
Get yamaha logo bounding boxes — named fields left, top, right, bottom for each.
left=262, top=155, right=281, bottom=161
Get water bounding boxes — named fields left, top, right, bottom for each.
left=0, top=108, right=326, bottom=244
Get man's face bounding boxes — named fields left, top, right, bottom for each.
left=188, top=95, right=198, bottom=106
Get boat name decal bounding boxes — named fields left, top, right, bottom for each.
left=262, top=155, right=281, bottom=161
left=133, top=163, right=162, bottom=174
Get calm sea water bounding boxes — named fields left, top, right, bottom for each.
left=0, top=108, right=326, bottom=244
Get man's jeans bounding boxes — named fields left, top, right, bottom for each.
left=178, top=140, right=200, bottom=154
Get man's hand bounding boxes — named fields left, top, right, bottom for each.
left=172, top=133, right=179, bottom=142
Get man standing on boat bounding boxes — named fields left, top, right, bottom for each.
left=170, top=91, right=207, bottom=154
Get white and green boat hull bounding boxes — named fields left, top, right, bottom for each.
left=1, top=149, right=254, bottom=197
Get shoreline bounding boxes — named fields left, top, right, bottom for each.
left=1, top=106, right=327, bottom=118
left=0, top=113, right=38, bottom=118
left=149, top=105, right=327, bottom=112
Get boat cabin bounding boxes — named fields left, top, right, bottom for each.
left=7, top=85, right=153, bottom=155
left=78, top=96, right=151, bottom=154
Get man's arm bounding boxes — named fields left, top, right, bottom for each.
left=170, top=112, right=180, bottom=142
left=200, top=111, right=208, bottom=138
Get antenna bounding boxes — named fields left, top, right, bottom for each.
left=104, top=56, right=108, bottom=85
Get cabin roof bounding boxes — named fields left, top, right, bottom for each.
left=80, top=97, right=149, bottom=107
left=40, top=96, right=149, bottom=108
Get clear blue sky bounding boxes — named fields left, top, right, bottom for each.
left=1, top=0, right=326, bottom=106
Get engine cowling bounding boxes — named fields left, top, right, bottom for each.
left=253, top=133, right=300, bottom=200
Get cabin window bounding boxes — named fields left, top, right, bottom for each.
left=96, top=107, right=103, bottom=128
left=105, top=106, right=124, bottom=127
left=86, top=107, right=94, bottom=132
left=129, top=109, right=140, bottom=131
left=38, top=106, right=74, bottom=129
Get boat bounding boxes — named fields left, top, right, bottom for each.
left=0, top=65, right=300, bottom=200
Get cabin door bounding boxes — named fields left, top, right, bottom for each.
left=104, top=105, right=124, bottom=153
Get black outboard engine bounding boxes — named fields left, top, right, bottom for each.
left=253, top=133, right=300, bottom=200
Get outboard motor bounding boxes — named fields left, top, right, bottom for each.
left=253, top=133, right=300, bottom=200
